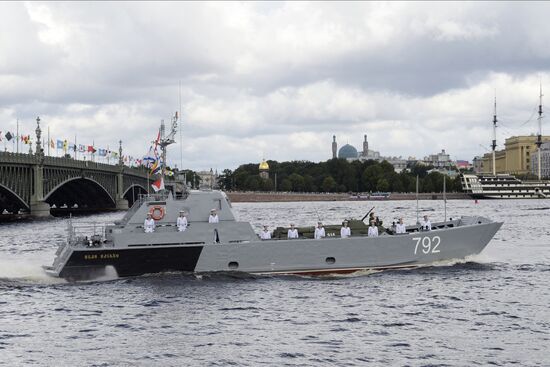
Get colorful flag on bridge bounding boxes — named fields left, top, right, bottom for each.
left=5, top=132, right=13, bottom=141
left=56, top=140, right=63, bottom=149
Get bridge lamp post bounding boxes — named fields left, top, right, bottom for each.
left=115, top=140, right=129, bottom=210
left=29, top=116, right=51, bottom=217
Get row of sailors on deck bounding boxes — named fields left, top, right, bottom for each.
left=259, top=215, right=432, bottom=240
left=144, top=209, right=220, bottom=233
left=144, top=209, right=432, bottom=236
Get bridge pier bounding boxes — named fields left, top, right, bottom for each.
left=30, top=161, right=52, bottom=218
left=116, top=197, right=129, bottom=210
left=30, top=200, right=51, bottom=218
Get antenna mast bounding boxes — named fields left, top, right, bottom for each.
left=536, top=82, right=543, bottom=180
left=159, top=112, right=179, bottom=189
left=492, top=93, right=498, bottom=176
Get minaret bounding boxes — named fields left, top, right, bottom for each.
left=332, top=135, right=337, bottom=159
left=536, top=83, right=544, bottom=180
left=492, top=93, right=498, bottom=176
left=363, top=134, right=368, bottom=157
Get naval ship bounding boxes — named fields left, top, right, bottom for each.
left=44, top=113, right=503, bottom=281
left=43, top=188, right=503, bottom=281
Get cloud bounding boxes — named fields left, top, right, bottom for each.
left=0, top=2, right=549, bottom=170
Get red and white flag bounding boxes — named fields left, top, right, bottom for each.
left=151, top=177, right=165, bottom=192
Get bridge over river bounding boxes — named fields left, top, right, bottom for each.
left=0, top=119, right=179, bottom=218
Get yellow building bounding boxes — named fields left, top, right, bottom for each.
left=481, top=135, right=550, bottom=175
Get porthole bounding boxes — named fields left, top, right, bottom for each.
left=228, top=261, right=239, bottom=269
left=326, top=257, right=335, bottom=264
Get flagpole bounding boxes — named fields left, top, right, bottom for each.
left=416, top=175, right=419, bottom=227
left=443, top=174, right=447, bottom=222
left=16, top=118, right=19, bottom=153
left=47, top=126, right=50, bottom=156
left=179, top=80, right=183, bottom=171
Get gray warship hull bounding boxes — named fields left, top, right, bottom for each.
left=44, top=191, right=503, bottom=281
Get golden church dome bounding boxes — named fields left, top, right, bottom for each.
left=259, top=160, right=269, bottom=171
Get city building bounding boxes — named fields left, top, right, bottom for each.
left=331, top=135, right=461, bottom=173
left=423, top=150, right=452, bottom=168
left=332, top=135, right=381, bottom=161
left=473, top=156, right=483, bottom=174
left=480, top=135, right=550, bottom=175
left=455, top=160, right=472, bottom=170
left=197, top=168, right=218, bottom=189
left=530, top=142, right=550, bottom=178
left=383, top=156, right=408, bottom=173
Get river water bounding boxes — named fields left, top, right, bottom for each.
left=1, top=199, right=549, bottom=366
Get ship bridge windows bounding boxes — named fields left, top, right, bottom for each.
left=213, top=199, right=222, bottom=210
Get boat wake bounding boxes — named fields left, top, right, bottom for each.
left=0, top=253, right=66, bottom=285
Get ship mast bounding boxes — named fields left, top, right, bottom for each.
left=536, top=83, right=543, bottom=180
left=159, top=112, right=179, bottom=189
left=492, top=93, right=497, bottom=176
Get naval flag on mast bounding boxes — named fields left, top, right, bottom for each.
left=151, top=177, right=165, bottom=192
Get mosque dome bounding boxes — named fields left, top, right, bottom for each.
left=259, top=160, right=269, bottom=171
left=338, top=144, right=358, bottom=159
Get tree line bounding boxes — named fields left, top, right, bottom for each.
left=217, top=158, right=464, bottom=193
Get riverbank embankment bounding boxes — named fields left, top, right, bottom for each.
left=227, top=192, right=470, bottom=202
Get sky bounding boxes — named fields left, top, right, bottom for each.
left=1, top=1, right=550, bottom=171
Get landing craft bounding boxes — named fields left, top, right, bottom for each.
left=44, top=112, right=503, bottom=281
left=43, top=189, right=502, bottom=281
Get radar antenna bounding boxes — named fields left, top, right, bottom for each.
left=159, top=112, right=179, bottom=188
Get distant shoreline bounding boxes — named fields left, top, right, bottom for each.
left=226, top=192, right=471, bottom=202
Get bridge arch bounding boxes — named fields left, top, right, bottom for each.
left=45, top=177, right=116, bottom=209
left=123, top=184, right=147, bottom=207
left=0, top=183, right=29, bottom=213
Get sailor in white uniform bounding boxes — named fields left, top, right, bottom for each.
left=395, top=218, right=407, bottom=234
left=340, top=221, right=351, bottom=238
left=177, top=211, right=188, bottom=232
left=368, top=221, right=378, bottom=237
left=287, top=224, right=299, bottom=239
left=314, top=222, right=326, bottom=240
left=260, top=225, right=271, bottom=240
left=421, top=215, right=431, bottom=231
left=209, top=209, right=219, bottom=223
left=144, top=213, right=156, bottom=233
